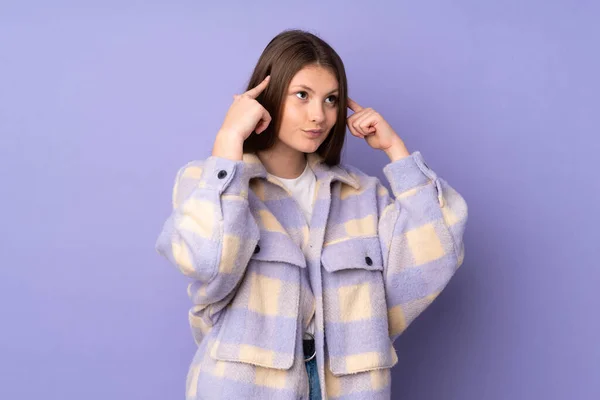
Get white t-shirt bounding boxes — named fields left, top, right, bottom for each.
left=274, top=161, right=316, bottom=335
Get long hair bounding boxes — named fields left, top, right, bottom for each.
left=242, top=29, right=348, bottom=166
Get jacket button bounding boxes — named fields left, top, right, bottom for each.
left=217, top=170, right=227, bottom=179
left=254, top=245, right=260, bottom=254
left=365, top=256, right=373, bottom=266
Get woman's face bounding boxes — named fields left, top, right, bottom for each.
left=276, top=64, right=339, bottom=154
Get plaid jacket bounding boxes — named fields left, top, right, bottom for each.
left=155, top=150, right=468, bottom=399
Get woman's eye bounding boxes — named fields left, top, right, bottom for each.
left=326, top=95, right=338, bottom=104
left=296, top=91, right=308, bottom=100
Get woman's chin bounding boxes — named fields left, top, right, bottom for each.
left=294, top=139, right=323, bottom=154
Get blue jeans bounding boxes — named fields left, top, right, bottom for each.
left=305, top=357, right=322, bottom=400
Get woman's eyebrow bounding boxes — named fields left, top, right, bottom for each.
left=291, top=84, right=339, bottom=95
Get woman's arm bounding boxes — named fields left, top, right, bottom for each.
left=155, top=156, right=260, bottom=338
left=376, top=150, right=468, bottom=343
left=345, top=98, right=468, bottom=343
left=155, top=76, right=272, bottom=343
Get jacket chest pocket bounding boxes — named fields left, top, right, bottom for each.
left=321, top=236, right=398, bottom=376
left=209, top=231, right=305, bottom=370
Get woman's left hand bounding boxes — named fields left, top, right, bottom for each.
left=347, top=97, right=410, bottom=161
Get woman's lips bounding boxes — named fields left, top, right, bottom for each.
left=303, top=129, right=324, bottom=138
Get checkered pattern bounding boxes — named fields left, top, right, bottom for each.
left=155, top=150, right=468, bottom=399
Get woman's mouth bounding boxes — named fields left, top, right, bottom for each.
left=303, top=129, right=324, bottom=138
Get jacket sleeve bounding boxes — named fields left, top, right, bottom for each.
left=155, top=156, right=260, bottom=343
left=376, top=151, right=468, bottom=343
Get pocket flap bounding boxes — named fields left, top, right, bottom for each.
left=250, top=230, right=307, bottom=268
left=321, top=236, right=384, bottom=272
left=210, top=337, right=296, bottom=370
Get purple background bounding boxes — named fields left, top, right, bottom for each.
left=1, top=1, right=599, bottom=399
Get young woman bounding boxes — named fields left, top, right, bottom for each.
left=156, top=29, right=468, bottom=400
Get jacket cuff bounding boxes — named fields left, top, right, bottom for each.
left=383, top=151, right=441, bottom=199
left=198, top=156, right=251, bottom=198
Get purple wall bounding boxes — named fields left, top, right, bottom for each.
left=1, top=1, right=598, bottom=399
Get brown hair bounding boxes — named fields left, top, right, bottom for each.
left=242, top=29, right=348, bottom=166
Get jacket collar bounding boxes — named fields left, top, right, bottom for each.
left=241, top=152, right=360, bottom=189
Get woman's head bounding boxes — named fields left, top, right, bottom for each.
left=242, top=29, right=348, bottom=166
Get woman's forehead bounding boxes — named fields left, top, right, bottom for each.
left=289, top=65, right=338, bottom=92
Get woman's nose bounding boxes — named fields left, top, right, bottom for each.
left=309, top=103, right=326, bottom=123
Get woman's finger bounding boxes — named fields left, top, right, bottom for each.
left=254, top=109, right=272, bottom=134
left=347, top=97, right=364, bottom=113
left=347, top=116, right=365, bottom=138
left=347, top=123, right=364, bottom=139
left=244, top=75, right=271, bottom=99
left=353, top=109, right=376, bottom=136
left=346, top=107, right=365, bottom=126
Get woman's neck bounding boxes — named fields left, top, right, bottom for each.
left=256, top=140, right=307, bottom=179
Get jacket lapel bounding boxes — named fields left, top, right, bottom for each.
left=240, top=152, right=360, bottom=269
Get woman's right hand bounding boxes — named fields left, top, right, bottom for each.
left=212, top=76, right=271, bottom=160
